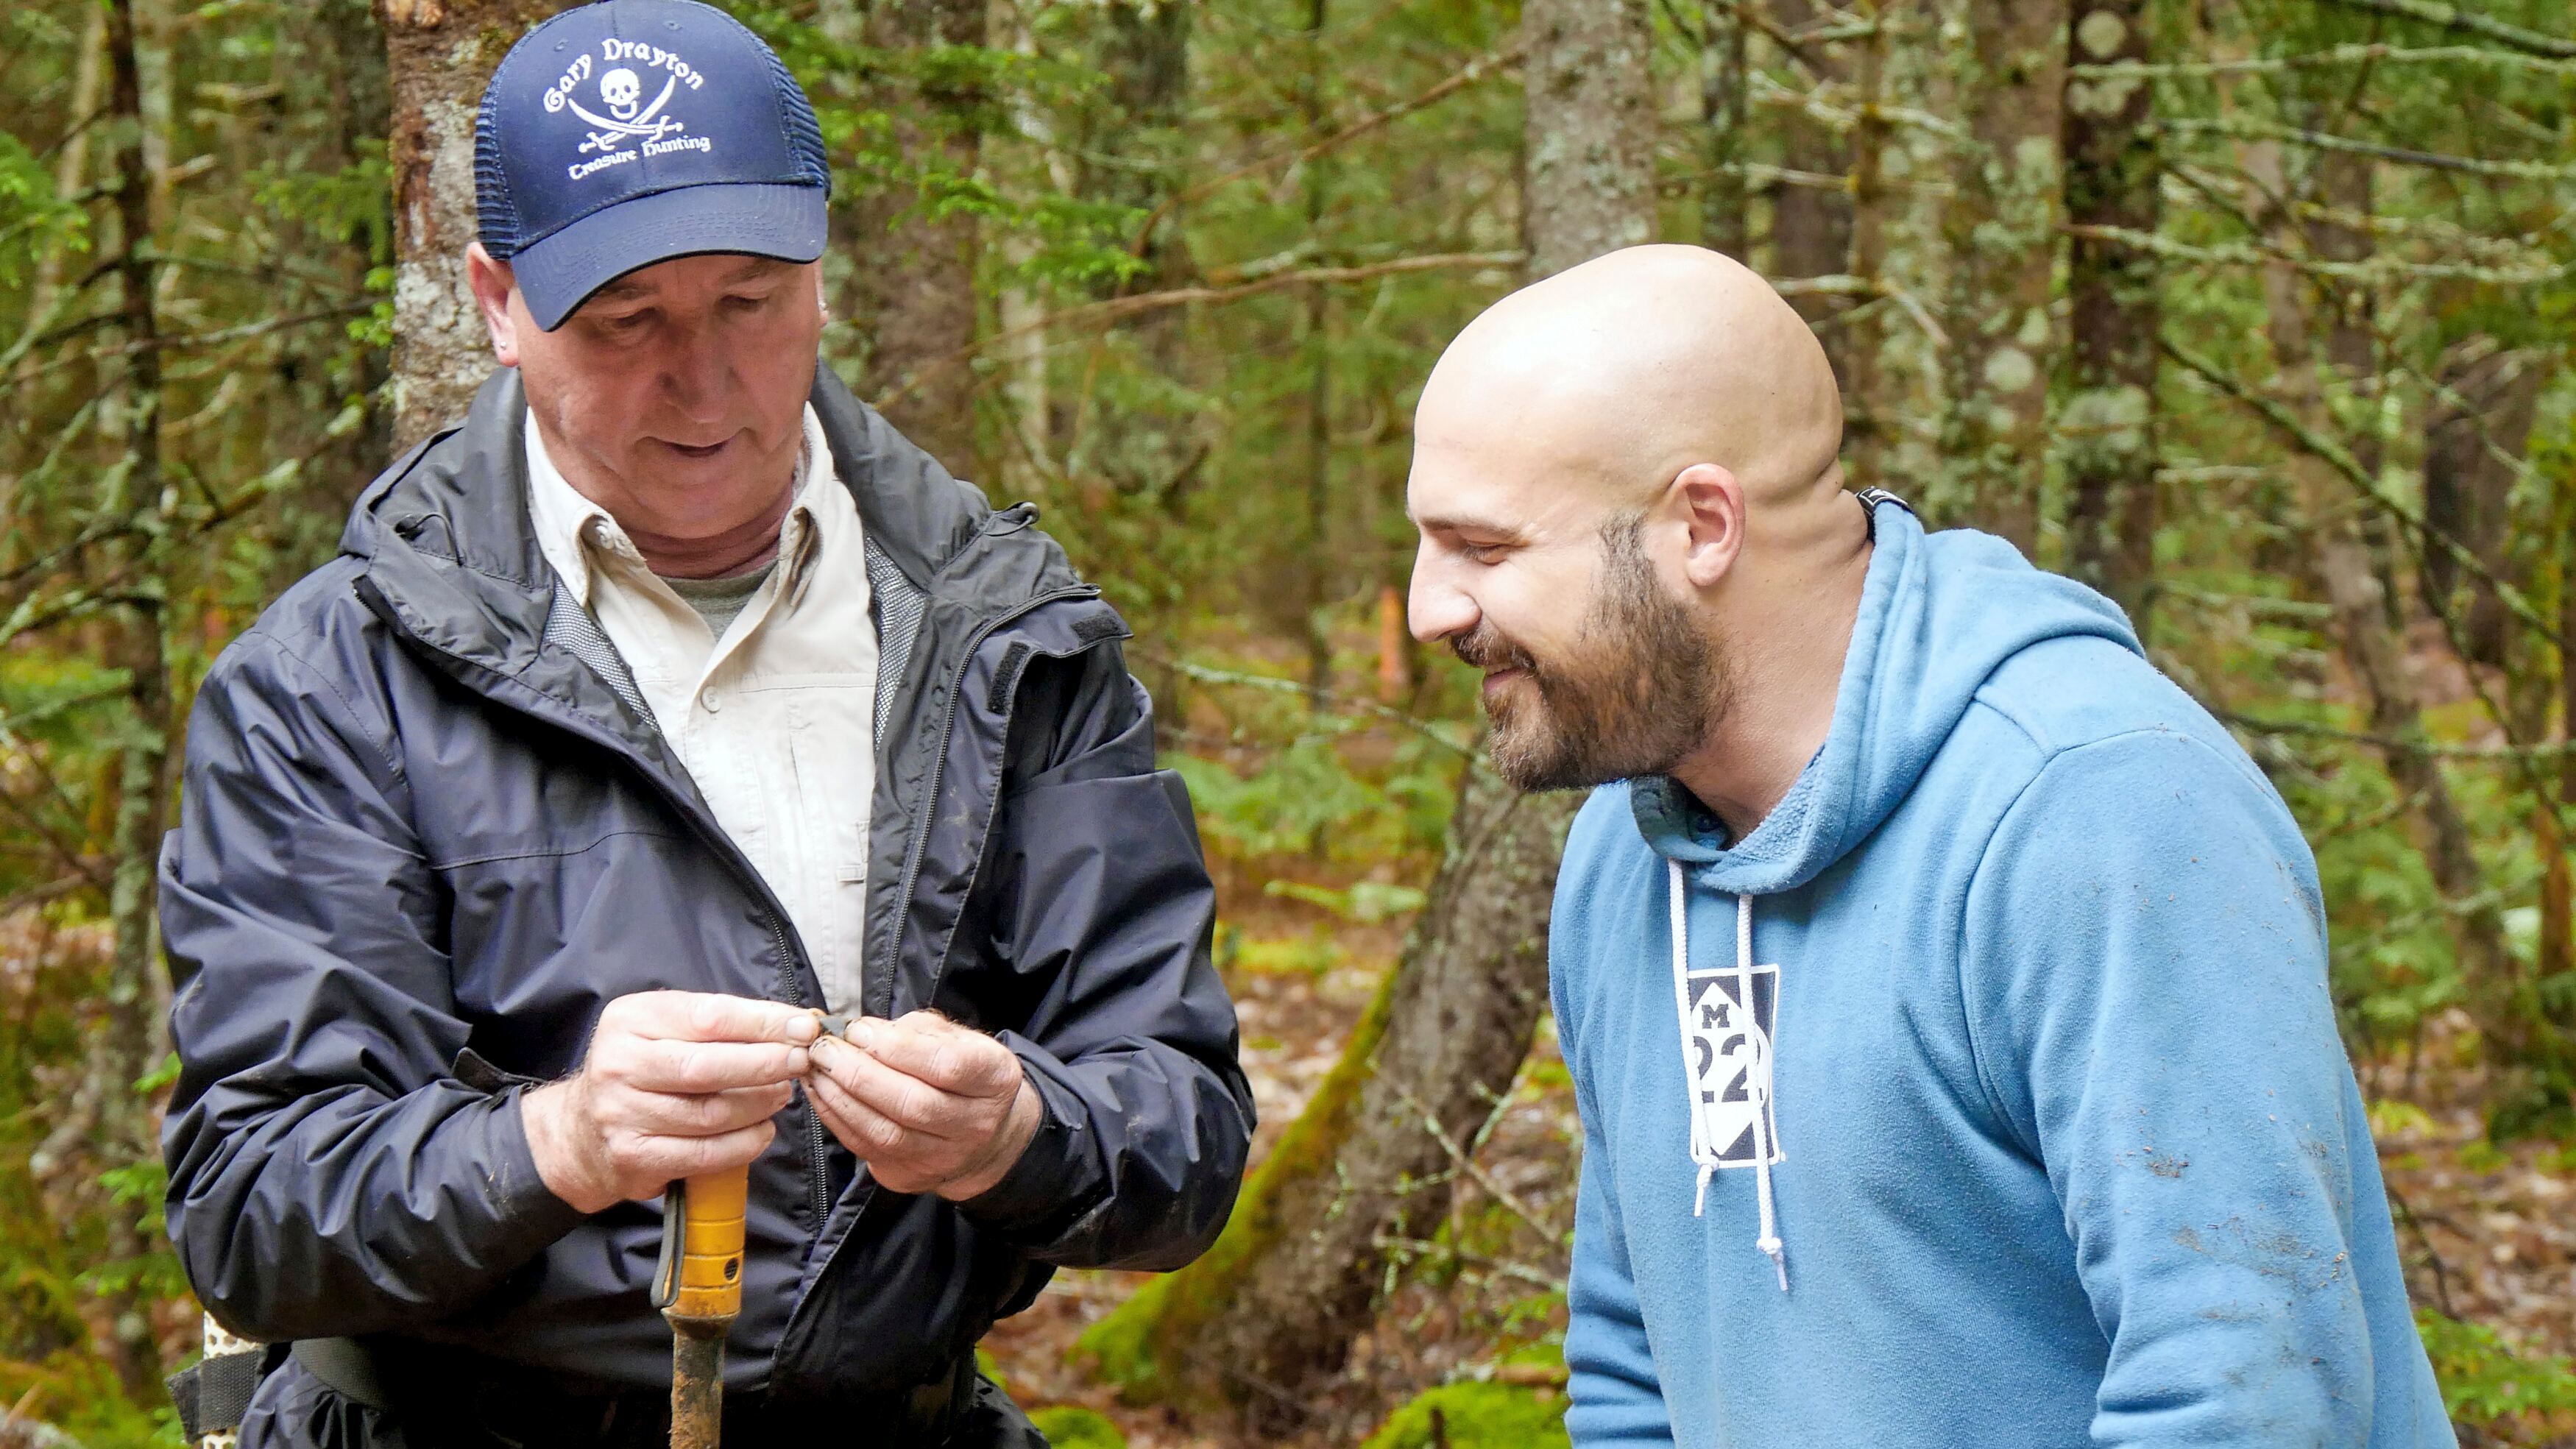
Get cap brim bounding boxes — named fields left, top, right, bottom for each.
left=511, top=183, right=828, bottom=331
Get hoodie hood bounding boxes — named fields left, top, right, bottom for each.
left=1635, top=497, right=2140, bottom=895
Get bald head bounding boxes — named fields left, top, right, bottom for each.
left=1415, top=244, right=1844, bottom=517
left=1406, top=246, right=1874, bottom=809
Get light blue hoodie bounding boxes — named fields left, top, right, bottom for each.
left=1551, top=499, right=2452, bottom=1448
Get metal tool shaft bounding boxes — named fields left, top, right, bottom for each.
left=668, top=1319, right=729, bottom=1449
left=657, top=1163, right=750, bottom=1449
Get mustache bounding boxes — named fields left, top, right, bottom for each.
left=1450, top=620, right=1536, bottom=674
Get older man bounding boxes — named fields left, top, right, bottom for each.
left=158, top=4, right=1252, bottom=1445
left=1407, top=245, right=2451, bottom=1447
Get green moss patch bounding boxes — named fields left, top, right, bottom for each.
left=1359, top=1382, right=1570, bottom=1449
left=1029, top=1404, right=1128, bottom=1449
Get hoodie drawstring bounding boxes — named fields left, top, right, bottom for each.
left=1669, top=859, right=1789, bottom=1293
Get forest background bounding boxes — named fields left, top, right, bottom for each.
left=5, top=0, right=2576, bottom=1442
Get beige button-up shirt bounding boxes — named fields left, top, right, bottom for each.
left=526, top=408, right=877, bottom=1012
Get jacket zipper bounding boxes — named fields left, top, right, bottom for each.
left=771, top=913, right=834, bottom=1230
left=361, top=570, right=1114, bottom=1368
left=780, top=582, right=1101, bottom=1358
left=356, top=579, right=840, bottom=1236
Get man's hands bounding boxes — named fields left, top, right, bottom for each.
left=522, top=991, right=821, bottom=1214
left=807, top=1013, right=1041, bottom=1201
left=520, top=993, right=1038, bottom=1214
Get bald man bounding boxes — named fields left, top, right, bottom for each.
left=1408, top=246, right=2450, bottom=1448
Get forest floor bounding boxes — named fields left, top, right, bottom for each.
left=986, top=903, right=2576, bottom=1448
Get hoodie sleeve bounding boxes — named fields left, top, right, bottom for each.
left=1564, top=1115, right=1677, bottom=1447
left=1553, top=830, right=1678, bottom=1449
left=1958, top=728, right=2383, bottom=1448
left=160, top=631, right=586, bottom=1342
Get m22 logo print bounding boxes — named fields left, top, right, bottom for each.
left=1682, top=963, right=1783, bottom=1168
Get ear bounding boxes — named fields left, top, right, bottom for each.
left=1672, top=462, right=1747, bottom=590
left=466, top=243, right=522, bottom=366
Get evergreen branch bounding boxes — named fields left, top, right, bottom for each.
left=2075, top=41, right=2576, bottom=77
left=2156, top=117, right=2576, bottom=179
left=2160, top=337, right=2565, bottom=651
left=6, top=306, right=371, bottom=389
left=2313, top=0, right=2576, bottom=60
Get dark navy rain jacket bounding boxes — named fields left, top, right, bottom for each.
left=157, top=364, right=1254, bottom=1440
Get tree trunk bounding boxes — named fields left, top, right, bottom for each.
left=1936, top=0, right=2066, bottom=553
left=35, top=0, right=178, bottom=1400
left=1521, top=0, right=1656, bottom=277
left=382, top=0, right=565, bottom=450
left=838, top=0, right=988, bottom=477
left=2252, top=194, right=2533, bottom=1097
left=1078, top=771, right=1578, bottom=1425
left=1839, top=0, right=1900, bottom=489
left=1076, top=15, right=1654, bottom=1418
left=2421, top=341, right=2543, bottom=666
left=2059, top=0, right=2158, bottom=623
left=1767, top=0, right=1852, bottom=378
left=2545, top=485, right=2576, bottom=1031
left=1301, top=0, right=1334, bottom=700
left=1700, top=0, right=1749, bottom=261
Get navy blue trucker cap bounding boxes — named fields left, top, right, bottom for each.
left=475, top=0, right=830, bottom=330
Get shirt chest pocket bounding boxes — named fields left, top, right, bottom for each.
left=765, top=681, right=875, bottom=888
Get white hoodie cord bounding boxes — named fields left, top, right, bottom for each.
left=1669, top=860, right=1789, bottom=1293
left=1741, top=890, right=1788, bottom=1292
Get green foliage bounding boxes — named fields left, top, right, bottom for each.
left=1029, top=1404, right=1128, bottom=1449
left=2418, top=1308, right=2576, bottom=1431
left=1170, top=726, right=1457, bottom=867
left=0, top=130, right=85, bottom=287
left=1359, top=1382, right=1571, bottom=1449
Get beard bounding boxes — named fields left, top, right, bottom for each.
left=1452, top=517, right=1728, bottom=792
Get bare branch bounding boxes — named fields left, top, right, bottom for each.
left=2158, top=117, right=2576, bottom=180
left=2161, top=337, right=2564, bottom=651
left=1128, top=44, right=1523, bottom=255
left=2067, top=222, right=2572, bottom=285
left=873, top=252, right=1526, bottom=411
left=2312, top=0, right=2576, bottom=60
left=2076, top=40, right=2576, bottom=77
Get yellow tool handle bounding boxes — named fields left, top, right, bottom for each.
left=663, top=1162, right=749, bottom=1322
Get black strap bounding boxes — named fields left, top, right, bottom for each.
left=294, top=1336, right=394, bottom=1410
left=1854, top=487, right=1912, bottom=542
left=167, top=1345, right=275, bottom=1439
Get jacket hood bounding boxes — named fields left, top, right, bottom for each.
left=1633, top=499, right=2141, bottom=895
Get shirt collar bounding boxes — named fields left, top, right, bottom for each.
left=524, top=405, right=835, bottom=606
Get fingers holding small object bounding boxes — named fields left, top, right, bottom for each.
left=843, top=1012, right=1023, bottom=1099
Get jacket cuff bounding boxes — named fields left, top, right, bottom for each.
left=955, top=1039, right=1106, bottom=1241
left=473, top=1085, right=592, bottom=1250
